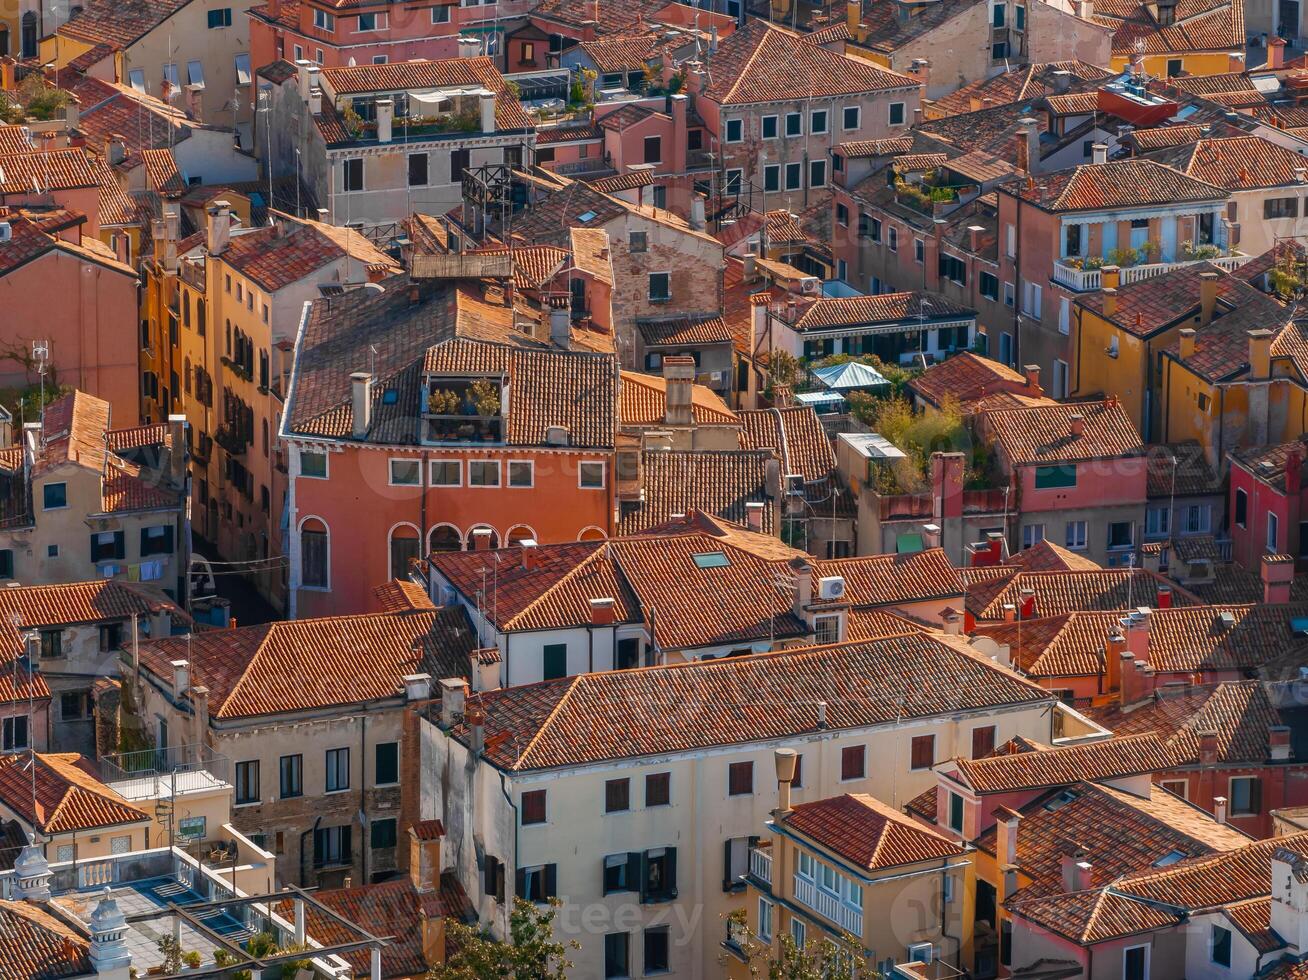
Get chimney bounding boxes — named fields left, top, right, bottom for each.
left=403, top=673, right=432, bottom=702
left=663, top=355, right=695, bottom=427
left=1288, top=447, right=1304, bottom=495
left=846, top=0, right=861, bottom=32
left=65, top=94, right=79, bottom=130
left=1262, top=553, right=1294, bottom=604
left=408, top=822, right=444, bottom=894
left=995, top=808, right=1021, bottom=865
left=742, top=253, right=757, bottom=281
left=774, top=747, right=798, bottom=817
left=1091, top=142, right=1107, bottom=165
left=1198, top=271, right=1219, bottom=326
left=1023, top=364, right=1042, bottom=395
left=170, top=659, right=190, bottom=698
left=1213, top=793, right=1227, bottom=823
left=1002, top=603, right=1017, bottom=623
left=295, top=58, right=315, bottom=101
left=1271, top=725, right=1293, bottom=761
left=689, top=194, right=706, bottom=230
left=471, top=528, right=493, bottom=551
left=744, top=501, right=765, bottom=532
left=1019, top=587, right=1036, bottom=619
left=466, top=701, right=485, bottom=757
left=588, top=597, right=616, bottom=625
left=89, top=889, right=132, bottom=979
left=1102, top=287, right=1118, bottom=318
left=1015, top=117, right=1038, bottom=174
left=167, top=414, right=187, bottom=487
left=13, top=835, right=52, bottom=901
left=932, top=452, right=965, bottom=521
left=550, top=306, right=571, bottom=349
left=1270, top=36, right=1287, bottom=70
left=1101, top=264, right=1121, bottom=290
left=1199, top=730, right=1219, bottom=765
left=940, top=606, right=963, bottom=636
left=1120, top=652, right=1154, bottom=706
left=205, top=200, right=231, bottom=255
left=1104, top=633, right=1126, bottom=693
left=438, top=677, right=467, bottom=727
left=457, top=35, right=481, bottom=58
left=1069, top=413, right=1085, bottom=437
left=309, top=86, right=322, bottom=115
left=350, top=371, right=373, bottom=438
left=922, top=523, right=942, bottom=550
left=376, top=98, right=394, bottom=143
left=790, top=558, right=813, bottom=618
left=479, top=91, right=496, bottom=133
left=1122, top=607, right=1151, bottom=663
left=1156, top=584, right=1172, bottom=609
left=1059, top=847, right=1089, bottom=892
left=152, top=604, right=172, bottom=638
left=519, top=539, right=541, bottom=570
left=105, top=133, right=125, bottom=166
left=1248, top=328, right=1274, bottom=378
left=1179, top=327, right=1196, bottom=360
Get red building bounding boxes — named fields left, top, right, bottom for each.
left=1229, top=438, right=1308, bottom=572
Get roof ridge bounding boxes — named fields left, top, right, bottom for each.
left=502, top=547, right=619, bottom=630
left=513, top=675, right=583, bottom=768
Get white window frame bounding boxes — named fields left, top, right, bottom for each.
left=809, top=158, right=826, bottom=188
left=1229, top=775, right=1259, bottom=815
left=790, top=918, right=806, bottom=949
left=761, top=114, right=778, bottom=139
left=757, top=897, right=773, bottom=940
left=508, top=460, right=534, bottom=488
left=431, top=4, right=450, bottom=21
left=356, top=10, right=387, bottom=30
left=128, top=68, right=146, bottom=92
left=468, top=460, right=501, bottom=487
left=888, top=227, right=898, bottom=252
left=1022, top=523, right=1045, bottom=549
left=1159, top=778, right=1187, bottom=798
left=842, top=105, right=860, bottom=130
left=914, top=238, right=924, bottom=264
left=725, top=118, right=743, bottom=143
left=810, top=108, right=828, bottom=134
left=579, top=461, right=606, bottom=489
left=1065, top=520, right=1087, bottom=550
left=429, top=459, right=462, bottom=487
left=313, top=8, right=335, bottom=30
left=785, top=111, right=802, bottom=136
left=186, top=60, right=205, bottom=88
left=889, top=102, right=906, bottom=126
left=784, top=162, right=802, bottom=191
left=1122, top=943, right=1150, bottom=980
left=1267, top=512, right=1280, bottom=553
left=388, top=458, right=422, bottom=487
left=234, top=53, right=251, bottom=85
left=649, top=271, right=672, bottom=302
left=763, top=164, right=780, bottom=193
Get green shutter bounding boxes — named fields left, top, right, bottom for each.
left=1034, top=465, right=1077, bottom=489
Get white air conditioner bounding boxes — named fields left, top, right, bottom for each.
left=784, top=473, right=805, bottom=496
left=799, top=276, right=821, bottom=294
left=817, top=576, right=846, bottom=600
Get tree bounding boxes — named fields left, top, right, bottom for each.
left=427, top=898, right=578, bottom=980
left=733, top=931, right=863, bottom=980
left=767, top=350, right=800, bottom=393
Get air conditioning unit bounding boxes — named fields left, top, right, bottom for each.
left=799, top=276, right=821, bottom=294
left=784, top=473, right=805, bottom=496
left=817, top=576, right=846, bottom=600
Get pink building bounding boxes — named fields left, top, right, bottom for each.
left=1229, top=438, right=1308, bottom=571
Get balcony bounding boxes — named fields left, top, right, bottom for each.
left=1052, top=252, right=1250, bottom=292
left=793, top=874, right=863, bottom=936
left=749, top=846, right=772, bottom=886
left=98, top=743, right=231, bottom=803
left=422, top=378, right=504, bottom=444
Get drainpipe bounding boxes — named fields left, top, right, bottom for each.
left=419, top=450, right=429, bottom=570
left=360, top=708, right=368, bottom=885
left=939, top=856, right=959, bottom=968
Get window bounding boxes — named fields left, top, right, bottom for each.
left=187, top=60, right=204, bottom=87
left=1211, top=925, right=1232, bottom=968
left=841, top=744, right=866, bottom=780
left=90, top=531, right=125, bottom=562
left=41, top=631, right=64, bottom=660
left=1034, top=464, right=1076, bottom=489
left=605, top=777, right=630, bottom=813
left=207, top=7, right=231, bottom=27
left=343, top=158, right=363, bottom=192
left=42, top=483, right=66, bottom=510
left=508, top=461, right=533, bottom=488
left=643, top=136, right=662, bottom=163
left=1230, top=776, right=1261, bottom=816
left=1266, top=197, right=1299, bottom=219
left=521, top=42, right=535, bottom=63
left=728, top=761, right=753, bottom=796
left=1108, top=521, right=1134, bottom=550
left=432, top=4, right=450, bottom=21
left=810, top=109, right=828, bottom=134
left=940, top=253, right=967, bottom=284
left=814, top=614, right=840, bottom=645
left=468, top=461, right=500, bottom=487
left=357, top=11, right=384, bottom=29
left=641, top=848, right=677, bottom=903
left=1016, top=3, right=1026, bottom=27
left=972, top=725, right=996, bottom=759
left=911, top=734, right=935, bottom=770
left=992, top=2, right=1005, bottom=25
left=604, top=932, right=629, bottom=978
left=948, top=791, right=964, bottom=832
left=914, top=238, right=924, bottom=264
left=450, top=148, right=470, bottom=181
left=1022, top=523, right=1045, bottom=549
left=1146, top=507, right=1170, bottom=537
left=1184, top=504, right=1211, bottom=534
left=1023, top=281, right=1043, bottom=317
left=280, top=754, right=302, bottom=798
left=724, top=835, right=756, bottom=890
left=375, top=742, right=398, bottom=785
left=389, top=459, right=421, bottom=486
left=314, top=826, right=351, bottom=867
left=162, top=62, right=179, bottom=88
left=3, top=716, right=28, bottom=752
left=725, top=169, right=743, bottom=195
left=517, top=864, right=557, bottom=902
left=301, top=518, right=328, bottom=588
left=313, top=8, right=335, bottom=30
left=604, top=852, right=638, bottom=893
left=128, top=68, right=145, bottom=91
left=629, top=231, right=647, bottom=253
left=98, top=623, right=121, bottom=652
left=62, top=692, right=90, bottom=722
left=325, top=747, right=349, bottom=792
left=430, top=460, right=460, bottom=486
left=521, top=789, right=546, bottom=825
left=758, top=898, right=774, bottom=940
left=235, top=761, right=259, bottom=804
left=579, top=461, right=605, bottom=489
left=725, top=118, right=743, bottom=142
left=762, top=115, right=778, bottom=139
left=763, top=165, right=780, bottom=193
left=1123, top=944, right=1149, bottom=980
left=542, top=642, right=568, bottom=680
left=1065, top=520, right=1087, bottom=550
left=842, top=105, right=860, bottom=130
left=785, top=112, right=802, bottom=136
left=1160, top=779, right=1187, bottom=799
left=889, top=102, right=906, bottom=125
left=140, top=525, right=174, bottom=555
left=835, top=203, right=850, bottom=227
left=649, top=273, right=671, bottom=301
left=645, top=772, right=670, bottom=807
left=644, top=927, right=669, bottom=974
left=1267, top=512, right=1280, bottom=553
left=888, top=227, right=898, bottom=251
left=791, top=918, right=806, bottom=950
left=784, top=162, right=802, bottom=191
left=408, top=152, right=429, bottom=186
left=371, top=818, right=397, bottom=849
left=809, top=159, right=826, bottom=188
left=980, top=271, right=999, bottom=300
left=1235, top=488, right=1248, bottom=527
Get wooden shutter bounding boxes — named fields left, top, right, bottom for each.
left=722, top=839, right=734, bottom=891
left=1249, top=778, right=1263, bottom=816
left=543, top=864, right=557, bottom=899
left=665, top=848, right=677, bottom=899
left=515, top=867, right=527, bottom=899
left=626, top=852, right=641, bottom=893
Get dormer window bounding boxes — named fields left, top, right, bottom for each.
left=422, top=375, right=504, bottom=443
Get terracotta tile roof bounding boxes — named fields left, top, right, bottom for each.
left=580, top=32, right=663, bottom=72
left=930, top=62, right=1114, bottom=117
left=892, top=152, right=951, bottom=172
left=586, top=170, right=654, bottom=194
left=819, top=548, right=964, bottom=608
left=1145, top=441, right=1222, bottom=497
left=844, top=607, right=928, bottom=640
left=470, top=244, right=568, bottom=290
left=636, top=315, right=733, bottom=347
left=277, top=874, right=473, bottom=977
left=1004, top=540, right=1102, bottom=573
left=951, top=733, right=1172, bottom=793
left=0, top=580, right=176, bottom=657
left=597, top=103, right=662, bottom=132
left=1232, top=437, right=1308, bottom=493
left=319, top=58, right=530, bottom=132
left=535, top=123, right=604, bottom=145
left=615, top=451, right=777, bottom=538
left=973, top=781, right=1249, bottom=898
left=220, top=223, right=352, bottom=293
left=1005, top=159, right=1227, bottom=212
left=1129, top=123, right=1208, bottom=150
left=854, top=0, right=985, bottom=54
left=909, top=352, right=1031, bottom=410
left=0, top=127, right=33, bottom=155
left=570, top=227, right=612, bottom=285
left=0, top=148, right=98, bottom=194
left=137, top=608, right=476, bottom=719
left=0, top=899, right=92, bottom=979
left=1087, top=681, right=1284, bottom=766
left=736, top=405, right=835, bottom=484
left=454, top=631, right=1051, bottom=770
left=1044, top=92, right=1101, bottom=115
left=704, top=20, right=916, bottom=105
left=0, top=212, right=63, bottom=277
left=0, top=752, right=148, bottom=834
left=507, top=181, right=629, bottom=247
left=1145, top=135, right=1308, bottom=190
left=968, top=569, right=1196, bottom=621
left=1076, top=263, right=1281, bottom=339
left=1009, top=886, right=1182, bottom=943
left=1161, top=303, right=1298, bottom=382
left=792, top=292, right=974, bottom=332
left=0, top=663, right=51, bottom=705
left=783, top=793, right=963, bottom=870
left=1223, top=897, right=1286, bottom=954
left=141, top=147, right=184, bottom=196
left=1094, top=0, right=1244, bottom=57
left=806, top=21, right=851, bottom=43
left=620, top=372, right=738, bottom=426
left=834, top=136, right=915, bottom=159
left=58, top=0, right=191, bottom=48
left=531, top=0, right=647, bottom=34
left=983, top=399, right=1144, bottom=464
left=374, top=579, right=436, bottom=613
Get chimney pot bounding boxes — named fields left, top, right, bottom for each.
left=1069, top=413, right=1085, bottom=437
left=774, top=747, right=797, bottom=816
left=662, top=355, right=695, bottom=427
left=350, top=371, right=373, bottom=438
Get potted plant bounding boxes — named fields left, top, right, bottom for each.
left=469, top=379, right=500, bottom=417
left=427, top=388, right=459, bottom=415
left=182, top=951, right=202, bottom=970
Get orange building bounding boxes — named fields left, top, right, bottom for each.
left=281, top=272, right=618, bottom=618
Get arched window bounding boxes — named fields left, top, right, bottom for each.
left=467, top=525, right=500, bottom=550
left=21, top=13, right=36, bottom=58
left=196, top=298, right=206, bottom=336
left=506, top=524, right=537, bottom=546
left=389, top=523, right=421, bottom=579
left=182, top=291, right=190, bottom=328
left=183, top=357, right=192, bottom=395
left=0, top=25, right=10, bottom=58
left=428, top=524, right=462, bottom=553
left=300, top=517, right=328, bottom=588
left=578, top=526, right=607, bottom=542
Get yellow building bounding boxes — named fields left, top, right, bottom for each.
left=1099, top=0, right=1244, bottom=77
left=726, top=750, right=972, bottom=978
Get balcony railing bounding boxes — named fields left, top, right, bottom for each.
left=98, top=743, right=231, bottom=802
left=793, top=874, right=863, bottom=935
left=749, top=846, right=772, bottom=885
left=1052, top=253, right=1250, bottom=292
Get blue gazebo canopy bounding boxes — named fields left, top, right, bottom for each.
left=811, top=361, right=890, bottom=391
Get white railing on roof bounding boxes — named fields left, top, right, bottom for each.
left=750, top=846, right=772, bottom=885
left=1052, top=253, right=1252, bottom=292
left=794, top=874, right=863, bottom=935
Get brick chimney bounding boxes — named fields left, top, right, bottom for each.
left=933, top=451, right=965, bottom=521
left=1104, top=632, right=1126, bottom=692
left=1102, top=287, right=1118, bottom=318
left=1198, top=271, right=1219, bottom=326
left=995, top=807, right=1021, bottom=866
left=1059, top=846, right=1091, bottom=892
left=744, top=501, right=765, bottom=532
left=663, top=355, right=695, bottom=427
left=408, top=820, right=445, bottom=893
left=1270, top=35, right=1288, bottom=70
left=1199, top=730, right=1219, bottom=765
left=471, top=527, right=493, bottom=551
left=1156, top=585, right=1172, bottom=609
left=1263, top=553, right=1294, bottom=604
left=1179, top=327, right=1197, bottom=360
left=588, top=597, right=616, bottom=625
left=1248, top=328, right=1274, bottom=378
left=1069, top=413, right=1085, bottom=437
left=970, top=532, right=1005, bottom=567
left=1023, top=364, right=1042, bottom=395
left=1271, top=725, right=1292, bottom=761
left=1120, top=652, right=1155, bottom=706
